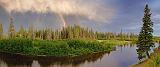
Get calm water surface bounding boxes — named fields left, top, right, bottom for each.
left=0, top=44, right=158, bottom=67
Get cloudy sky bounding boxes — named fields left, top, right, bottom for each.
left=0, top=0, right=160, bottom=36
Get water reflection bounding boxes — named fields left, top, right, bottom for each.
left=0, top=60, right=7, bottom=67
left=0, top=44, right=140, bottom=67
left=136, top=43, right=159, bottom=61
left=0, top=52, right=33, bottom=67
left=0, top=51, right=106, bottom=67
left=32, top=60, right=40, bottom=67
left=38, top=52, right=106, bottom=67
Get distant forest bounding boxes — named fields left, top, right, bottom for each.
left=0, top=18, right=138, bottom=41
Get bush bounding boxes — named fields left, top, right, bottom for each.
left=0, top=38, right=32, bottom=54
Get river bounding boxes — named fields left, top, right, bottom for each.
left=0, top=44, right=158, bottom=67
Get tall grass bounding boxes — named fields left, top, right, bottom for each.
left=151, top=53, right=160, bottom=67
left=133, top=49, right=160, bottom=67
left=0, top=38, right=116, bottom=57
left=99, top=40, right=131, bottom=46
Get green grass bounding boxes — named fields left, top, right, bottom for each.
left=0, top=38, right=130, bottom=57
left=98, top=40, right=131, bottom=46
left=0, top=38, right=129, bottom=57
left=132, top=49, right=160, bottom=67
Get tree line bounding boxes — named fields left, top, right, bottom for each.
left=0, top=18, right=137, bottom=41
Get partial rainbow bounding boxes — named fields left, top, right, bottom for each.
left=58, top=13, right=67, bottom=28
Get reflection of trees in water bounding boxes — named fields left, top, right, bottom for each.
left=158, top=43, right=160, bottom=48
left=116, top=44, right=136, bottom=53
left=0, top=52, right=33, bottom=67
left=0, top=52, right=107, bottom=67
left=38, top=52, right=106, bottom=67
left=0, top=60, right=7, bottom=67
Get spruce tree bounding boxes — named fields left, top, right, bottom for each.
left=9, top=17, right=16, bottom=38
left=28, top=22, right=34, bottom=39
left=18, top=25, right=25, bottom=38
left=0, top=22, right=3, bottom=39
left=137, top=4, right=154, bottom=59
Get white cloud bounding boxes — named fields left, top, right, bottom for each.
left=0, top=0, right=115, bottom=22
left=153, top=14, right=160, bottom=21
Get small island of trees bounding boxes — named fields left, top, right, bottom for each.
left=0, top=16, right=138, bottom=57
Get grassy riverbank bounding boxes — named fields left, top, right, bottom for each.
left=98, top=40, right=131, bottom=45
left=0, top=38, right=130, bottom=57
left=133, top=48, right=160, bottom=67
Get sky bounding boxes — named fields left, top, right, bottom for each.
left=0, top=0, right=159, bottom=36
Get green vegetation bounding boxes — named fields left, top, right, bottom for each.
left=133, top=5, right=160, bottom=67
left=137, top=4, right=154, bottom=59
left=133, top=48, right=160, bottom=67
left=0, top=15, right=137, bottom=57
left=0, top=19, right=136, bottom=57
left=0, top=38, right=128, bottom=57
left=154, top=37, right=160, bottom=43
left=99, top=40, right=131, bottom=45
left=0, top=18, right=138, bottom=41
left=0, top=23, right=3, bottom=40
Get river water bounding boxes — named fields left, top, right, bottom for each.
left=0, top=44, right=158, bottom=67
